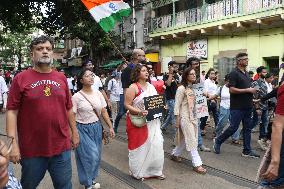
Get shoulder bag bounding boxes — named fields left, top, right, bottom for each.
left=129, top=113, right=146, bottom=127
left=79, top=91, right=110, bottom=145
left=129, top=83, right=146, bottom=127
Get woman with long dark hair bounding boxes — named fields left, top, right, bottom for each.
left=72, top=68, right=115, bottom=189
left=171, top=67, right=206, bottom=174
left=124, top=64, right=165, bottom=180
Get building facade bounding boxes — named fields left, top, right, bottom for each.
left=114, top=0, right=162, bottom=74
left=149, top=0, right=284, bottom=80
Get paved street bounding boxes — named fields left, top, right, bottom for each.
left=0, top=114, right=265, bottom=189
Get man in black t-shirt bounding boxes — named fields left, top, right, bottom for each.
left=213, top=53, right=260, bottom=158
left=113, top=49, right=146, bottom=133
left=161, top=61, right=179, bottom=132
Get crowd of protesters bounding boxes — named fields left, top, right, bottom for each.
left=0, top=35, right=282, bottom=189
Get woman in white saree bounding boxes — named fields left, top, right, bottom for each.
left=124, top=64, right=165, bottom=180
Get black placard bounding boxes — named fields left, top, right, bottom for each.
left=144, top=95, right=166, bottom=122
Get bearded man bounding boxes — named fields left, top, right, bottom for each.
left=6, top=35, right=79, bottom=189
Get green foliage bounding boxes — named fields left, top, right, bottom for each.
left=0, top=0, right=124, bottom=65
left=0, top=1, right=39, bottom=33
left=42, top=0, right=120, bottom=64
left=0, top=31, right=32, bottom=67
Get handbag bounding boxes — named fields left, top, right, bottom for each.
left=129, top=113, right=146, bottom=127
left=129, top=82, right=147, bottom=127
left=79, top=91, right=110, bottom=145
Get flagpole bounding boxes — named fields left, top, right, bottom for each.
left=132, top=0, right=136, bottom=47
left=105, top=33, right=127, bottom=62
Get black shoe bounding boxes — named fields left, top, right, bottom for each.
left=241, top=151, right=260, bottom=158
left=213, top=139, right=220, bottom=154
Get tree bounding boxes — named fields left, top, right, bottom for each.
left=0, top=0, right=124, bottom=66
left=38, top=0, right=121, bottom=66
left=0, top=1, right=40, bottom=33
left=0, top=31, right=32, bottom=70
left=32, top=0, right=122, bottom=66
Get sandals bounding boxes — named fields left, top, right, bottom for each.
left=193, top=166, right=207, bottom=175
left=130, top=171, right=166, bottom=181
left=143, top=175, right=166, bottom=181
left=156, top=174, right=166, bottom=180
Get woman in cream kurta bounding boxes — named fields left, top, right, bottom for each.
left=171, top=68, right=207, bottom=174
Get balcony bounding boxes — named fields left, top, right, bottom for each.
left=150, top=0, right=284, bottom=37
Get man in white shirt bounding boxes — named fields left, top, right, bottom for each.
left=200, top=68, right=219, bottom=135
left=0, top=69, right=8, bottom=113
left=265, top=73, right=276, bottom=112
left=107, top=71, right=120, bottom=124
left=215, top=74, right=240, bottom=143
left=100, top=73, right=106, bottom=86
left=66, top=75, right=74, bottom=94
left=200, top=70, right=206, bottom=83
left=265, top=73, right=274, bottom=93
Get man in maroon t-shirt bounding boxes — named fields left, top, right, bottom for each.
left=261, top=83, right=284, bottom=187
left=6, top=36, right=79, bottom=189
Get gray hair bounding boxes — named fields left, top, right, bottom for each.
left=29, top=36, right=54, bottom=51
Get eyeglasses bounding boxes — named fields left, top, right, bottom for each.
left=238, top=58, right=249, bottom=61
left=0, top=134, right=14, bottom=157
left=83, top=73, right=95, bottom=78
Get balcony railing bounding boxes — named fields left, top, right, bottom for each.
left=151, top=0, right=283, bottom=33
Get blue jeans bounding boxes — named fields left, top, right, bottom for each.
left=200, top=101, right=219, bottom=130
left=198, top=118, right=203, bottom=147
left=161, top=99, right=176, bottom=130
left=216, top=107, right=240, bottom=140
left=75, top=122, right=102, bottom=187
left=252, top=109, right=269, bottom=139
left=215, top=109, right=253, bottom=154
left=20, top=150, right=72, bottom=189
left=260, top=178, right=284, bottom=188
left=114, top=94, right=126, bottom=130
left=260, top=136, right=284, bottom=187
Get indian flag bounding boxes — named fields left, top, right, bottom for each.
left=81, top=0, right=131, bottom=32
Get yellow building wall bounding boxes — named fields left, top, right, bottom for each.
left=160, top=28, right=284, bottom=75
left=160, top=39, right=188, bottom=57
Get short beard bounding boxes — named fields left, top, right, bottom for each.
left=36, top=57, right=52, bottom=65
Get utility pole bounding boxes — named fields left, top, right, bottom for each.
left=132, top=0, right=136, bottom=48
